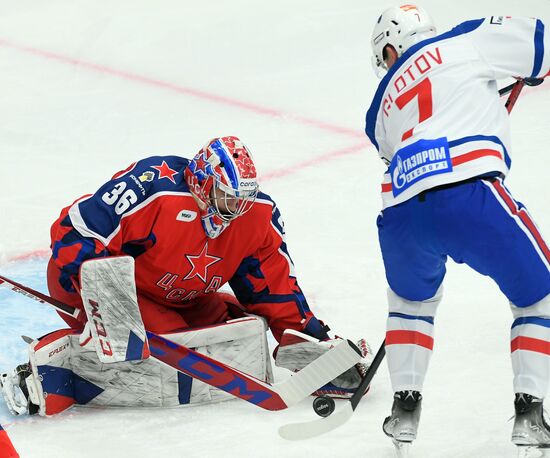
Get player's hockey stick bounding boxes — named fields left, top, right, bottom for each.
left=278, top=338, right=386, bottom=440
left=0, top=273, right=362, bottom=411
left=499, top=77, right=545, bottom=113
left=498, top=80, right=518, bottom=98
left=503, top=80, right=525, bottom=114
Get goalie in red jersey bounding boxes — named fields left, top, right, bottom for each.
left=0, top=136, right=371, bottom=417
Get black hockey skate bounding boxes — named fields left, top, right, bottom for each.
left=0, top=363, right=39, bottom=416
left=512, top=393, right=550, bottom=457
left=383, top=390, right=422, bottom=457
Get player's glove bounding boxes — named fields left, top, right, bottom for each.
left=274, top=329, right=373, bottom=399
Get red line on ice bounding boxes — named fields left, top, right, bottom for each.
left=0, top=39, right=372, bottom=262
left=0, top=38, right=364, bottom=139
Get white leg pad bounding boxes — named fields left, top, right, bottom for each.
left=26, top=316, right=272, bottom=415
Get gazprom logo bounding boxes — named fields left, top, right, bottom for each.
left=393, top=156, right=407, bottom=190
left=390, top=138, right=452, bottom=196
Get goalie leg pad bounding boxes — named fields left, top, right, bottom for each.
left=7, top=317, right=272, bottom=416
left=80, top=256, right=150, bottom=363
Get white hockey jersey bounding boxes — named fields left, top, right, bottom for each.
left=366, top=16, right=549, bottom=209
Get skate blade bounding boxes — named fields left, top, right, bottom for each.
left=392, top=439, right=411, bottom=458
left=517, top=446, right=550, bottom=458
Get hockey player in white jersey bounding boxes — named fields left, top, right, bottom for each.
left=367, top=5, right=550, bottom=456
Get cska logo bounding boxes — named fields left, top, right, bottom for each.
left=151, top=161, right=179, bottom=183
left=184, top=243, right=222, bottom=283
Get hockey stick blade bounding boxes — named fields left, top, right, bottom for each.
left=279, top=339, right=386, bottom=440
left=279, top=402, right=355, bottom=440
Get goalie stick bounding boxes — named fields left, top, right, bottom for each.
left=0, top=275, right=80, bottom=320
left=278, top=339, right=386, bottom=440
left=0, top=273, right=362, bottom=411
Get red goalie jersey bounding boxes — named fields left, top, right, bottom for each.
left=48, top=153, right=328, bottom=342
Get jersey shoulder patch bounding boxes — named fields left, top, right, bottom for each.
left=69, top=155, right=192, bottom=244
left=120, top=156, right=190, bottom=196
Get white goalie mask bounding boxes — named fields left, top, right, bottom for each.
left=371, top=4, right=437, bottom=77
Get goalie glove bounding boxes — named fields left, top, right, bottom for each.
left=274, top=329, right=373, bottom=399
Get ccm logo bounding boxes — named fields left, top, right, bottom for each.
left=88, top=299, right=113, bottom=356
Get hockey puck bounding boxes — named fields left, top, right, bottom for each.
left=312, top=395, right=335, bottom=417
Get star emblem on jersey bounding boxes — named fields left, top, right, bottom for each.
left=151, top=161, right=179, bottom=183
left=184, top=243, right=222, bottom=283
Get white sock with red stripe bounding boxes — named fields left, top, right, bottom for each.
left=386, top=287, right=442, bottom=392
left=511, top=294, right=550, bottom=398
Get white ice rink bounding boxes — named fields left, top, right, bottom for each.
left=0, top=1, right=549, bottom=457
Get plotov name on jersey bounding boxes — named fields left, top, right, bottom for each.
left=382, top=47, right=443, bottom=117
left=390, top=137, right=452, bottom=196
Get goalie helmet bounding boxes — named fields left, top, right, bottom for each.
left=371, top=4, right=437, bottom=76
left=185, top=136, right=259, bottom=238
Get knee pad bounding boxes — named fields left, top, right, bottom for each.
left=511, top=293, right=550, bottom=319
left=387, top=286, right=443, bottom=316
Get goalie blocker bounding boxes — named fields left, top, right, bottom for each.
left=2, top=316, right=273, bottom=416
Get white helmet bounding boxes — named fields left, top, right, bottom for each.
left=371, top=5, right=437, bottom=76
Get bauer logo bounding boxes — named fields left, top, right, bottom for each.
left=176, top=210, right=197, bottom=222
left=390, top=137, right=452, bottom=197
